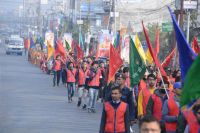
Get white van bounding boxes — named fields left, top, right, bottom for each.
left=5, top=35, right=24, bottom=56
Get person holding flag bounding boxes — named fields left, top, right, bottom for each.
left=162, top=82, right=181, bottom=133
left=77, top=61, right=89, bottom=108
left=146, top=80, right=169, bottom=122
left=138, top=74, right=157, bottom=119
left=52, top=55, right=62, bottom=87
left=86, top=61, right=102, bottom=113
left=66, top=61, right=77, bottom=103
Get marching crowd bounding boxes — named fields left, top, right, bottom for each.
left=28, top=49, right=200, bottom=133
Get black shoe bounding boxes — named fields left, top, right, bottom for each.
left=77, top=100, right=81, bottom=107
left=70, top=97, right=73, bottom=102
left=82, top=104, right=87, bottom=110
left=68, top=97, right=71, bottom=103
left=91, top=108, right=96, bottom=113
left=88, top=108, right=92, bottom=113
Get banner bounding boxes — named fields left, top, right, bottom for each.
left=98, top=33, right=113, bottom=57
left=45, top=32, right=54, bottom=47
left=121, top=35, right=131, bottom=63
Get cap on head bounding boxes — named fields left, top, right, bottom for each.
left=173, top=82, right=181, bottom=90
left=115, top=73, right=126, bottom=80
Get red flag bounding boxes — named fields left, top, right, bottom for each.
left=108, top=44, right=123, bottom=83
left=56, top=39, right=66, bottom=58
left=161, top=47, right=176, bottom=68
left=192, top=37, right=200, bottom=55
left=54, top=46, right=59, bottom=59
left=76, top=44, right=84, bottom=60
left=142, top=22, right=167, bottom=76
left=71, top=40, right=75, bottom=53
left=155, top=30, right=160, bottom=57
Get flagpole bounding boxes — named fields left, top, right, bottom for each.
left=157, top=68, right=169, bottom=99
left=186, top=9, right=190, bottom=43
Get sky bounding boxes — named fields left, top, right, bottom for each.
left=0, top=0, right=23, bottom=12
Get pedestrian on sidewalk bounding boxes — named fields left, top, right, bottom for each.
left=53, top=55, right=61, bottom=87
left=99, top=86, right=130, bottom=133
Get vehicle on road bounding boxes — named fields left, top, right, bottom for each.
left=5, top=35, right=24, bottom=56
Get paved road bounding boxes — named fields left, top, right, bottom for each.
left=0, top=44, right=139, bottom=133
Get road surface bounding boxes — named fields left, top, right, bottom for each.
left=0, top=44, right=139, bottom=133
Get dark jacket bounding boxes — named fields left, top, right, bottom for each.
left=105, top=86, right=135, bottom=121
left=99, top=101, right=130, bottom=133
left=146, top=89, right=168, bottom=116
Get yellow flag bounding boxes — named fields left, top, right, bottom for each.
left=146, top=49, right=153, bottom=65
left=134, top=34, right=147, bottom=64
left=47, top=41, right=55, bottom=61
left=27, top=38, right=30, bottom=50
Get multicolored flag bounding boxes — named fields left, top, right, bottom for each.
left=65, top=40, right=71, bottom=52
left=134, top=34, right=147, bottom=64
left=129, top=37, right=146, bottom=87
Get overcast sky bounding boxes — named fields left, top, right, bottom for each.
left=0, top=0, right=23, bottom=12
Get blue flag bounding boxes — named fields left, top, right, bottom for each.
left=168, top=7, right=197, bottom=81
left=30, top=37, right=35, bottom=49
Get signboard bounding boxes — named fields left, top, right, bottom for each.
left=45, top=32, right=54, bottom=47
left=183, top=0, right=197, bottom=9
left=121, top=35, right=130, bottom=63
left=77, top=20, right=83, bottom=25
left=162, top=22, right=173, bottom=32
left=98, top=33, right=113, bottom=57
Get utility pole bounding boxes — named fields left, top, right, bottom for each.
left=186, top=9, right=191, bottom=42
left=37, top=0, right=41, bottom=36
left=88, top=0, right=91, bottom=33
left=179, top=0, right=184, bottom=29
left=79, top=0, right=82, bottom=47
left=114, top=0, right=116, bottom=36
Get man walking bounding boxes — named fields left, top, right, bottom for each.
left=99, top=86, right=130, bottom=133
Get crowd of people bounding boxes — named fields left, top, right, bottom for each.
left=27, top=49, right=200, bottom=133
